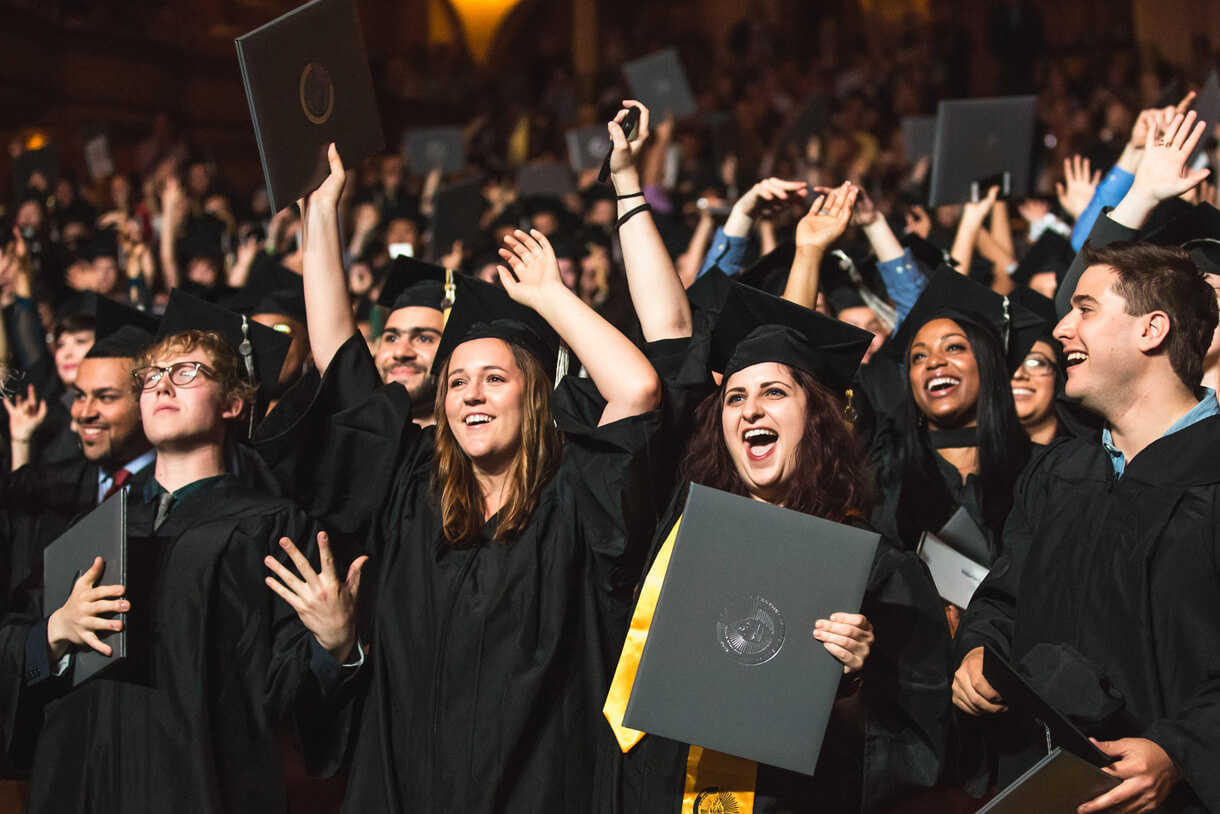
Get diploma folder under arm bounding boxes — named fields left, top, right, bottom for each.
left=977, top=748, right=1118, bottom=814
left=235, top=0, right=384, bottom=213
left=622, top=484, right=879, bottom=775
left=42, top=492, right=127, bottom=686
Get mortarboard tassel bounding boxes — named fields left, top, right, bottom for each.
left=554, top=344, right=570, bottom=388
left=833, top=250, right=898, bottom=331
left=239, top=315, right=257, bottom=438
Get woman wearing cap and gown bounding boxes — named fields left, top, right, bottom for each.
left=259, top=145, right=664, bottom=813
left=590, top=127, right=950, bottom=813
left=867, top=267, right=1045, bottom=563
left=596, top=280, right=951, bottom=814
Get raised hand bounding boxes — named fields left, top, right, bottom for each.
left=795, top=182, right=858, bottom=251
left=813, top=612, right=874, bottom=673
left=5, top=383, right=47, bottom=444
left=497, top=229, right=566, bottom=310
left=1114, top=111, right=1211, bottom=229
left=607, top=101, right=651, bottom=178
left=738, top=177, right=809, bottom=221
left=265, top=531, right=367, bottom=662
left=298, top=143, right=347, bottom=250
left=961, top=185, right=1001, bottom=226
left=1055, top=155, right=1100, bottom=220
left=47, top=557, right=128, bottom=660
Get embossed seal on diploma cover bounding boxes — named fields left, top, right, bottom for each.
left=717, top=595, right=785, bottom=666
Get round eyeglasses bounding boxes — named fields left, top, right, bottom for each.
left=1016, top=354, right=1057, bottom=377
left=133, top=361, right=217, bottom=391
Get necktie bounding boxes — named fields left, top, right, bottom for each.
left=103, top=468, right=132, bottom=501
left=153, top=491, right=175, bottom=531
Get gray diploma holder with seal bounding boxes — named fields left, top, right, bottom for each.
left=917, top=506, right=992, bottom=608
left=622, top=484, right=879, bottom=775
left=927, top=95, right=1037, bottom=207
left=235, top=0, right=384, bottom=213
left=977, top=748, right=1118, bottom=814
left=42, top=491, right=127, bottom=686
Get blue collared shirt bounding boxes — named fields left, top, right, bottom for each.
left=696, top=226, right=750, bottom=278
left=1102, top=388, right=1220, bottom=477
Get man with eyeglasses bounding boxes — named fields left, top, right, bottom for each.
left=1, top=303, right=359, bottom=812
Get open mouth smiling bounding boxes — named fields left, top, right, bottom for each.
left=743, top=427, right=778, bottom=461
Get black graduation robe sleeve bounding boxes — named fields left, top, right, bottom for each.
left=255, top=331, right=422, bottom=544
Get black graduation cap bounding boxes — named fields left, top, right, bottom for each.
left=1008, top=286, right=1059, bottom=342
left=736, top=241, right=796, bottom=295
left=1186, top=240, right=1220, bottom=276
left=902, top=233, right=953, bottom=273
left=157, top=288, right=293, bottom=398
left=827, top=285, right=868, bottom=315
left=686, top=266, right=735, bottom=316
left=430, top=275, right=560, bottom=379
left=887, top=265, right=1046, bottom=373
left=83, top=296, right=160, bottom=359
left=927, top=95, right=1038, bottom=207
left=376, top=254, right=449, bottom=312
left=429, top=176, right=485, bottom=256
left=234, top=0, right=385, bottom=213
left=224, top=253, right=308, bottom=325
left=709, top=282, right=873, bottom=395
left=1011, top=231, right=1075, bottom=287
left=1142, top=202, right=1220, bottom=247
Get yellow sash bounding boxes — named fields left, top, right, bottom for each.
left=603, top=515, right=758, bottom=813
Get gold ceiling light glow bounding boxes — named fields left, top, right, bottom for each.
left=445, top=0, right=526, bottom=64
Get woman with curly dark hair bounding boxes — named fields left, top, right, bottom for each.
left=599, top=282, right=952, bottom=814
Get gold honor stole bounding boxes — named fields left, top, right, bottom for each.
left=603, top=515, right=758, bottom=814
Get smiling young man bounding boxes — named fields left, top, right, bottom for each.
left=374, top=283, right=445, bottom=427
left=954, top=242, right=1220, bottom=814
left=2, top=325, right=155, bottom=614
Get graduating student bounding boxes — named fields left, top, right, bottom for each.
left=3, top=319, right=156, bottom=613
left=954, top=241, right=1220, bottom=814
left=599, top=283, right=951, bottom=814
left=262, top=145, right=663, bottom=813
left=867, top=267, right=1044, bottom=560
left=0, top=299, right=329, bottom=813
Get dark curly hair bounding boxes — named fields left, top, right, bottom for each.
left=683, top=365, right=873, bottom=520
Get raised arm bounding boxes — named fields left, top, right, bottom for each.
left=298, top=144, right=358, bottom=375
left=784, top=182, right=856, bottom=308
left=499, top=229, right=660, bottom=425
left=1109, top=111, right=1210, bottom=231
left=949, top=185, right=999, bottom=273
left=608, top=101, right=692, bottom=342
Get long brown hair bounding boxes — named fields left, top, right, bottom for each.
left=683, top=365, right=872, bottom=520
left=433, top=341, right=563, bottom=546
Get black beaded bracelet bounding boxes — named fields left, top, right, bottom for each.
left=616, top=191, right=645, bottom=200
left=616, top=202, right=652, bottom=229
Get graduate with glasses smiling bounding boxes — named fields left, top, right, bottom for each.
left=0, top=300, right=333, bottom=814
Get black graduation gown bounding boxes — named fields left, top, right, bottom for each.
left=957, top=416, right=1220, bottom=812
left=867, top=418, right=997, bottom=560
left=258, top=333, right=665, bottom=814
left=0, top=475, right=320, bottom=814
left=597, top=483, right=952, bottom=814
left=1, top=456, right=99, bottom=614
